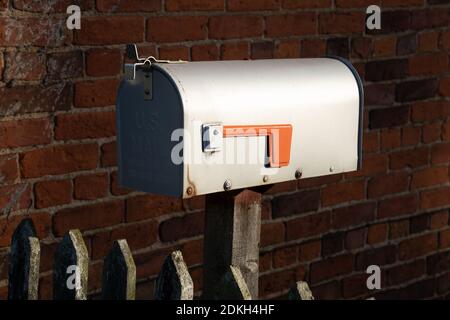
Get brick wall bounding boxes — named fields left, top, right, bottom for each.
left=0, top=0, right=449, bottom=300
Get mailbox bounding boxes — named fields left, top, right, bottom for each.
left=116, top=45, right=363, bottom=198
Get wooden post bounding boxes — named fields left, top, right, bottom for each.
left=214, top=266, right=252, bottom=300
left=203, top=189, right=262, bottom=299
left=154, top=250, right=193, bottom=300
left=288, top=281, right=314, bottom=300
left=8, top=219, right=40, bottom=300
left=53, top=229, right=89, bottom=300
left=102, top=239, right=136, bottom=300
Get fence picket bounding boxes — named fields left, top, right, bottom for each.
left=8, top=219, right=40, bottom=300
left=288, top=281, right=314, bottom=300
left=214, top=265, right=252, bottom=300
left=53, top=229, right=89, bottom=300
left=102, top=239, right=136, bottom=300
left=154, top=250, right=193, bottom=300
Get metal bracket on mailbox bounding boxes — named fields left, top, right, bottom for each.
left=202, top=123, right=223, bottom=153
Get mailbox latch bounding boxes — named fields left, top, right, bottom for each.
left=202, top=123, right=223, bottom=153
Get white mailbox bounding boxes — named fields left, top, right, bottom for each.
left=116, top=45, right=363, bottom=198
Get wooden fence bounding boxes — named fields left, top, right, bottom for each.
left=6, top=218, right=315, bottom=300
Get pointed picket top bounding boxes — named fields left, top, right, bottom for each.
left=288, top=281, right=314, bottom=300
left=8, top=219, right=40, bottom=300
left=53, top=229, right=89, bottom=300
left=154, top=250, right=193, bottom=300
left=102, top=239, right=136, bottom=300
left=214, top=265, right=252, bottom=300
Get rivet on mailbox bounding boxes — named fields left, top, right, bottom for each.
left=116, top=44, right=364, bottom=198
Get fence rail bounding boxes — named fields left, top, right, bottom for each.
left=7, top=218, right=314, bottom=300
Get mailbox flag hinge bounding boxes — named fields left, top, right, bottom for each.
left=223, top=124, right=293, bottom=168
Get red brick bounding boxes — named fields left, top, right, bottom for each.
left=378, top=194, right=418, bottom=219
left=251, top=42, right=274, bottom=59
left=356, top=245, right=396, bottom=270
left=411, top=9, right=449, bottom=30
left=274, top=40, right=300, bottom=58
left=389, top=220, right=409, bottom=239
left=0, top=83, right=71, bottom=117
left=286, top=212, right=331, bottom=241
left=0, top=118, right=51, bottom=148
left=399, top=233, right=437, bottom=260
left=273, top=246, right=297, bottom=268
left=380, top=128, right=401, bottom=150
left=228, top=0, right=280, bottom=11
left=373, top=36, right=396, bottom=57
left=411, top=166, right=448, bottom=189
left=412, top=100, right=449, bottom=122
left=401, top=127, right=420, bottom=146
left=300, top=38, right=326, bottom=58
left=272, top=190, right=320, bottom=218
left=441, top=29, right=450, bottom=50
left=298, top=174, right=342, bottom=189
left=440, top=76, right=450, bottom=97
left=47, top=51, right=83, bottom=81
left=259, top=251, right=272, bottom=273
left=74, top=16, right=145, bottom=45
left=383, top=0, right=423, bottom=6
left=430, top=210, right=449, bottom=230
left=148, top=16, right=207, bottom=42
left=409, top=53, right=448, bottom=76
left=165, top=0, right=222, bottom=11
left=348, top=153, right=387, bottom=178
left=322, top=232, right=344, bottom=256
left=440, top=229, right=450, bottom=249
left=0, top=184, right=31, bottom=213
left=20, top=144, right=98, bottom=178
left=191, top=44, right=219, bottom=61
left=260, top=222, right=285, bottom=247
left=336, top=0, right=380, bottom=7
left=332, top=202, right=375, bottom=229
left=74, top=173, right=108, bottom=200
left=443, top=121, right=450, bottom=141
left=387, top=260, right=425, bottom=285
left=310, top=280, right=340, bottom=300
left=101, top=141, right=117, bottom=167
left=55, top=111, right=115, bottom=140
left=74, top=79, right=119, bottom=108
left=86, top=49, right=122, bottom=77
left=0, top=155, right=18, bottom=185
left=13, top=0, right=93, bottom=12
left=110, top=171, right=131, bottom=196
left=159, top=211, right=204, bottom=242
left=363, top=131, right=379, bottom=152
left=220, top=42, right=249, bottom=60
left=0, top=212, right=51, bottom=246
left=210, top=16, right=263, bottom=39
left=389, top=147, right=429, bottom=170
left=283, top=0, right=331, bottom=8
left=342, top=273, right=371, bottom=298
left=298, top=240, right=321, bottom=262
left=345, top=228, right=366, bottom=250
left=91, top=221, right=158, bottom=259
left=319, top=12, right=365, bottom=34
left=322, top=180, right=365, bottom=207
left=431, top=143, right=450, bottom=164
left=351, top=37, right=372, bottom=59
left=4, top=51, right=45, bottom=81
left=259, top=268, right=296, bottom=297
left=418, top=31, right=439, bottom=52
left=96, top=0, right=161, bottom=12
left=367, top=223, right=388, bottom=245
left=34, top=179, right=71, bottom=209
left=420, top=186, right=450, bottom=209
left=423, top=122, right=442, bottom=143
left=266, top=13, right=316, bottom=37
left=53, top=200, right=124, bottom=236
left=310, top=254, right=354, bottom=284
left=158, top=46, right=190, bottom=61
left=368, top=172, right=409, bottom=198
left=126, top=194, right=183, bottom=222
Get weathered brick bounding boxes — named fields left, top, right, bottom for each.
left=74, top=173, right=108, bottom=200
left=159, top=211, right=204, bottom=242
left=126, top=194, right=183, bottom=222
left=110, top=171, right=131, bottom=196
left=420, top=186, right=450, bottom=209
left=147, top=16, right=207, bottom=42
left=5, top=51, right=46, bottom=81
left=20, top=144, right=99, bottom=178
left=0, top=155, right=18, bottom=185
left=47, top=51, right=83, bottom=80
left=266, top=13, right=316, bottom=37
left=322, top=180, right=365, bottom=207
left=53, top=200, right=125, bottom=236
left=55, top=112, right=116, bottom=140
left=210, top=16, right=263, bottom=39
left=74, top=79, right=119, bottom=108
left=74, top=16, right=145, bottom=45
left=0, top=184, right=32, bottom=214
left=101, top=141, right=117, bottom=167
left=399, top=233, right=437, bottom=260
left=272, top=190, right=320, bottom=218
left=369, top=172, right=409, bottom=198
left=0, top=118, right=51, bottom=148
left=286, top=212, right=331, bottom=241
left=34, top=179, right=71, bottom=209
left=86, top=49, right=122, bottom=77
left=13, top=0, right=93, bottom=12
left=0, top=212, right=51, bottom=246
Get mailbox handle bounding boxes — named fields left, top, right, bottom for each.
left=223, top=124, right=293, bottom=168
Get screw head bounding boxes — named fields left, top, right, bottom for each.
left=295, top=169, right=303, bottom=179
left=263, top=175, right=269, bottom=183
left=186, top=186, right=194, bottom=195
left=223, top=179, right=232, bottom=191
left=329, top=166, right=335, bottom=173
